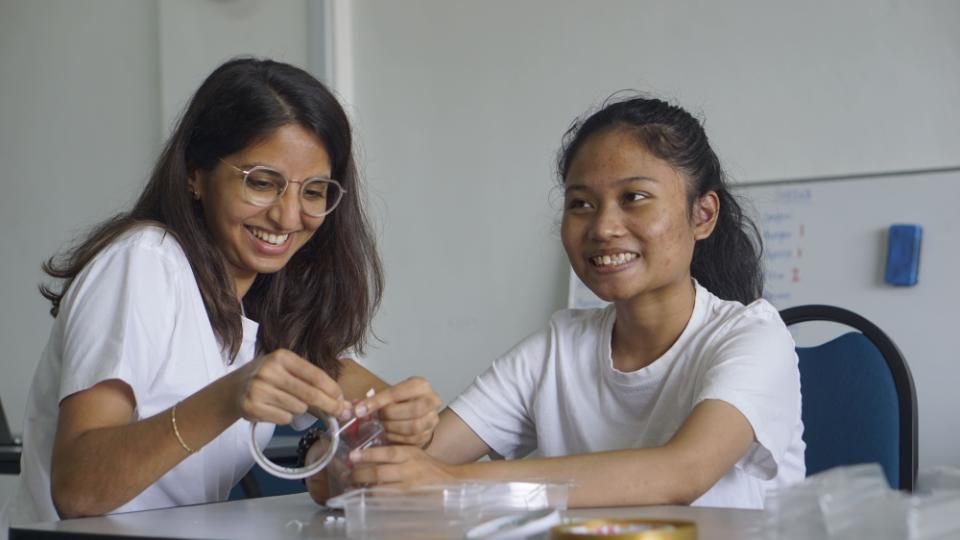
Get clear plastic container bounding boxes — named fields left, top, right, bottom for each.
left=326, top=482, right=570, bottom=539
left=320, top=415, right=385, bottom=495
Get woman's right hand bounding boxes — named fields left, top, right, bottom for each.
left=232, top=348, right=350, bottom=425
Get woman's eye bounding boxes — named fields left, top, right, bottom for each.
left=565, top=199, right=593, bottom=211
left=622, top=192, right=648, bottom=204
left=303, top=185, right=327, bottom=200
left=245, top=176, right=278, bottom=192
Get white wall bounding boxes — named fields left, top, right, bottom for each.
left=156, top=0, right=312, bottom=133
left=0, top=3, right=163, bottom=508
left=344, top=0, right=960, bottom=471
left=0, top=0, right=311, bottom=509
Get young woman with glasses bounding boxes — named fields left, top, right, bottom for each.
left=1, top=58, right=440, bottom=527
left=340, top=96, right=805, bottom=510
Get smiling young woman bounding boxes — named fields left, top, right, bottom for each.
left=0, top=58, right=441, bottom=531
left=341, top=96, right=805, bottom=510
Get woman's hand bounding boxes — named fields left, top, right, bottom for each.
left=353, top=377, right=441, bottom=447
left=349, top=445, right=461, bottom=487
left=232, top=348, right=350, bottom=425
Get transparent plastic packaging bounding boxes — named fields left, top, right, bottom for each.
left=917, top=465, right=960, bottom=495
left=326, top=481, right=570, bottom=539
left=761, top=463, right=960, bottom=540
left=317, top=414, right=385, bottom=495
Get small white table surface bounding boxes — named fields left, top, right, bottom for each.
left=9, top=492, right=764, bottom=539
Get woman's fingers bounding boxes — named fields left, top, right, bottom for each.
left=349, top=446, right=411, bottom=484
left=355, top=377, right=439, bottom=417
left=380, top=416, right=438, bottom=436
left=350, top=444, right=407, bottom=464
left=382, top=431, right=431, bottom=446
left=348, top=446, right=457, bottom=486
left=240, top=398, right=303, bottom=425
left=350, top=463, right=406, bottom=485
left=276, top=351, right=344, bottom=403
left=240, top=349, right=348, bottom=421
left=240, top=376, right=315, bottom=422
left=377, top=399, right=434, bottom=421
left=346, top=377, right=440, bottom=447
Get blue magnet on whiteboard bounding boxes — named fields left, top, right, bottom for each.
left=884, top=224, right=921, bottom=286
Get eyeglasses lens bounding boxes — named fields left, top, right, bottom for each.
left=301, top=179, right=344, bottom=217
left=242, top=169, right=285, bottom=207
left=242, top=169, right=344, bottom=217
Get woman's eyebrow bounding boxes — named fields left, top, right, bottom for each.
left=565, top=175, right=658, bottom=193
left=238, top=161, right=333, bottom=179
left=617, top=175, right=658, bottom=185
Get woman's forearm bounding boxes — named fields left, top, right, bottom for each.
left=455, top=446, right=704, bottom=507
left=451, top=400, right=755, bottom=508
left=51, top=374, right=241, bottom=518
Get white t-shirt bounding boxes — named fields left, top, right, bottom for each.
left=449, top=282, right=805, bottom=509
left=2, top=225, right=277, bottom=532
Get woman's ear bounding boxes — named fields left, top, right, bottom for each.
left=693, top=191, right=720, bottom=240
left=187, top=169, right=203, bottom=201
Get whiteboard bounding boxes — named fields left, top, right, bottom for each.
left=737, top=168, right=960, bottom=470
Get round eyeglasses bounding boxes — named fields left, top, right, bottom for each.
left=220, top=160, right=346, bottom=218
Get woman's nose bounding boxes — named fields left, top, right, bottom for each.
left=590, top=205, right=626, bottom=240
left=268, top=183, right=304, bottom=229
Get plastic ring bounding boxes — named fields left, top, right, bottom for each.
left=248, top=414, right=340, bottom=480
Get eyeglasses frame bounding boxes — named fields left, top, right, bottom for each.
left=218, top=159, right=347, bottom=218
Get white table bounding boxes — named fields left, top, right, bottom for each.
left=10, top=492, right=764, bottom=539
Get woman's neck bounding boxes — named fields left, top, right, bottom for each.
left=610, top=279, right=697, bottom=372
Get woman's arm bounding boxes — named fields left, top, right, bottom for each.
left=51, top=349, right=347, bottom=518
left=424, top=409, right=492, bottom=464
left=350, top=399, right=755, bottom=507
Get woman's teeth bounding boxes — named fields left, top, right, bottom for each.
left=251, top=228, right=288, bottom=246
left=591, top=253, right=637, bottom=267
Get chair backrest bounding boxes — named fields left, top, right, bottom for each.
left=779, top=304, right=918, bottom=491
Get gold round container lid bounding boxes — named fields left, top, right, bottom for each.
left=550, top=519, right=697, bottom=540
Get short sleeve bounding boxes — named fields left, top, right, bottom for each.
left=57, top=232, right=182, bottom=407
left=448, top=330, right=545, bottom=459
left=695, top=303, right=801, bottom=481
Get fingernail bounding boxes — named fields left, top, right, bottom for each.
left=338, top=404, right=353, bottom=422
left=355, top=404, right=368, bottom=418
left=349, top=449, right=362, bottom=463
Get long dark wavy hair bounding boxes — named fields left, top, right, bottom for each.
left=40, top=58, right=383, bottom=378
left=557, top=95, right=763, bottom=304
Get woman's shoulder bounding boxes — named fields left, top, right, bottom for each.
left=698, top=283, right=784, bottom=330
left=496, top=306, right=610, bottom=364
left=69, top=223, right=193, bottom=300
left=100, top=223, right=190, bottom=267
left=542, top=306, right=613, bottom=351
left=688, top=286, right=796, bottom=371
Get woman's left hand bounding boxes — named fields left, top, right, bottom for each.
left=348, top=445, right=460, bottom=487
left=354, top=377, right=441, bottom=447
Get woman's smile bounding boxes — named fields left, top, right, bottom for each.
left=588, top=251, right=639, bottom=271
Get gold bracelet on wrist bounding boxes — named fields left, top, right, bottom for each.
left=170, top=402, right=195, bottom=454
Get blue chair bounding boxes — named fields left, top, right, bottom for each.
left=779, top=304, right=918, bottom=491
